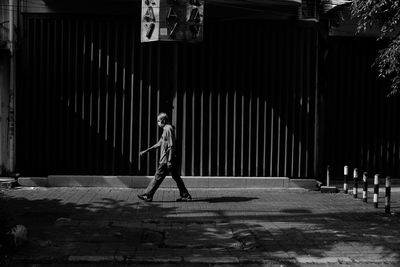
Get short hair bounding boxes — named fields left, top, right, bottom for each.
left=157, top=112, right=169, bottom=123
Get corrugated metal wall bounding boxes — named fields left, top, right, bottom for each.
left=174, top=22, right=318, bottom=177
left=17, top=14, right=318, bottom=177
left=325, top=37, right=400, bottom=178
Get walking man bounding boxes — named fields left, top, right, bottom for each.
left=137, top=113, right=192, bottom=202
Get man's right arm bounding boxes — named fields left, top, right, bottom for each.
left=139, top=138, right=162, bottom=156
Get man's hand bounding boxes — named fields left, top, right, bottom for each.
left=139, top=150, right=147, bottom=157
left=167, top=162, right=172, bottom=168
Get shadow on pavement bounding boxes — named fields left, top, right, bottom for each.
left=280, top=209, right=312, bottom=214
left=151, top=196, right=259, bottom=203
left=192, top=196, right=259, bottom=203
left=1, top=189, right=400, bottom=266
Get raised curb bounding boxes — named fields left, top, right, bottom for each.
left=295, top=256, right=353, bottom=264
left=0, top=177, right=17, bottom=189
left=13, top=255, right=400, bottom=265
left=126, top=256, right=183, bottom=264
left=68, top=255, right=119, bottom=263
left=17, top=176, right=318, bottom=189
left=16, top=177, right=48, bottom=187
left=13, top=255, right=300, bottom=265
left=184, top=256, right=239, bottom=264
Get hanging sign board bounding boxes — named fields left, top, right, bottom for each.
left=141, top=0, right=204, bottom=42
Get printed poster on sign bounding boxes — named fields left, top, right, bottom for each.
left=141, top=0, right=160, bottom=42
left=185, top=0, right=203, bottom=41
left=141, top=0, right=204, bottom=42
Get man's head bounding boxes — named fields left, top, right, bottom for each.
left=157, top=113, right=169, bottom=128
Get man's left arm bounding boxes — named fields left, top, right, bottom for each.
left=166, top=127, right=176, bottom=166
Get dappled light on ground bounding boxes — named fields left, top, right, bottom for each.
left=1, top=187, right=400, bottom=266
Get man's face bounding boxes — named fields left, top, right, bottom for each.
left=157, top=118, right=165, bottom=128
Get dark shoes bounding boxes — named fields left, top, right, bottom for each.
left=137, top=194, right=153, bottom=202
left=176, top=194, right=192, bottom=202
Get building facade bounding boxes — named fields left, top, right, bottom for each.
left=1, top=0, right=399, bottom=179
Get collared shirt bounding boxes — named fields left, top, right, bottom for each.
left=158, top=124, right=176, bottom=164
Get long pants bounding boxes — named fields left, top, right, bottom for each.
left=144, top=163, right=189, bottom=197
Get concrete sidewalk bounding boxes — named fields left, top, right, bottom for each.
left=1, top=186, right=400, bottom=266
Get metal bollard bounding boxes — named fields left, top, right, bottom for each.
left=385, top=176, right=391, bottom=214
left=362, top=172, right=368, bottom=202
left=326, top=165, right=330, bottom=187
left=344, top=166, right=348, bottom=194
left=353, top=168, right=358, bottom=198
left=373, top=174, right=379, bottom=208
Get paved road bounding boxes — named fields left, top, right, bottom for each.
left=1, top=186, right=400, bottom=266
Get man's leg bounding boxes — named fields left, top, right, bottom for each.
left=169, top=165, right=190, bottom=198
left=144, top=164, right=168, bottom=198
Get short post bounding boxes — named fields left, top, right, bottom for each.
left=385, top=176, right=391, bottom=214
left=373, top=174, right=379, bottom=208
left=353, top=168, right=358, bottom=198
left=320, top=165, right=338, bottom=193
left=326, top=165, right=330, bottom=187
left=362, top=172, right=368, bottom=202
left=344, top=165, right=348, bottom=194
